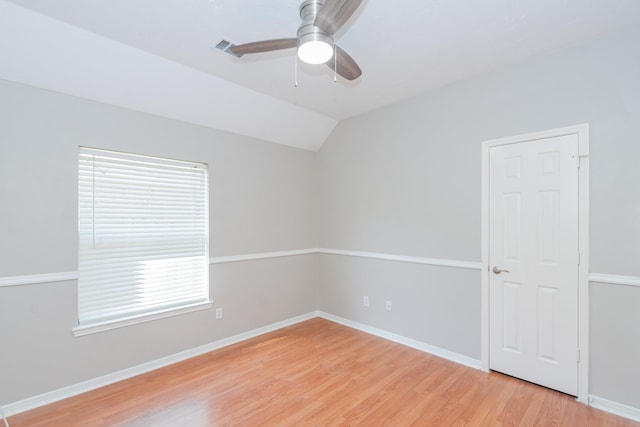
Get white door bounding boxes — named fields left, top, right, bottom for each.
left=489, top=134, right=579, bottom=396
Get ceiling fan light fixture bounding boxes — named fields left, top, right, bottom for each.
left=297, top=32, right=333, bottom=64
left=225, top=0, right=363, bottom=80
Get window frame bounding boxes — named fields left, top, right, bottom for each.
left=74, top=147, right=212, bottom=336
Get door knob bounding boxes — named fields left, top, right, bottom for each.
left=492, top=266, right=510, bottom=274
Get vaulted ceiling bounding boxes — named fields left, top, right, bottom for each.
left=2, top=0, right=640, bottom=150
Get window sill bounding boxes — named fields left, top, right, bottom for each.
left=72, top=301, right=214, bottom=337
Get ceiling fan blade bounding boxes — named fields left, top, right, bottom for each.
left=327, top=45, right=362, bottom=80
left=229, top=38, right=297, bottom=56
left=314, top=0, right=363, bottom=34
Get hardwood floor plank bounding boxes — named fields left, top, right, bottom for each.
left=8, top=318, right=639, bottom=426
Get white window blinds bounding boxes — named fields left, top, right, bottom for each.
left=78, top=147, right=210, bottom=327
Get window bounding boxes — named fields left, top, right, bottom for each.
left=76, top=147, right=210, bottom=335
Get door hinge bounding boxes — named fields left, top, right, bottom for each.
left=577, top=348, right=581, bottom=363
left=578, top=251, right=581, bottom=266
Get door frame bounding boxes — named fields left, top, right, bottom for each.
left=480, top=124, right=590, bottom=403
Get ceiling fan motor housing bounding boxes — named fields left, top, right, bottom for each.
left=297, top=0, right=334, bottom=63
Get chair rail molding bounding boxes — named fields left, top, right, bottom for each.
left=0, top=271, right=78, bottom=287
left=589, top=273, right=640, bottom=287
left=2, top=249, right=638, bottom=288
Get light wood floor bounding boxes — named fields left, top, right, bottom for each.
left=9, top=318, right=639, bottom=426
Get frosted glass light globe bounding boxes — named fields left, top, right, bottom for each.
left=297, top=40, right=333, bottom=64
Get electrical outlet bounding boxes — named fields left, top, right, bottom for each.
left=386, top=300, right=392, bottom=311
left=363, top=296, right=370, bottom=307
left=215, top=307, right=223, bottom=319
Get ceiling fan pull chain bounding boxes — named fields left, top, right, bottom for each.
left=294, top=55, right=299, bottom=87
left=333, top=44, right=337, bottom=82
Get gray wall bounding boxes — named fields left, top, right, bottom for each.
left=319, top=255, right=481, bottom=359
left=590, top=281, right=640, bottom=408
left=317, top=24, right=640, bottom=408
left=0, top=80, right=318, bottom=405
left=1, top=23, right=639, bottom=411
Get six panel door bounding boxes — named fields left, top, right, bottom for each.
left=489, top=134, right=579, bottom=396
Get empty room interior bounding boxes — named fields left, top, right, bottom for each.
left=1, top=0, right=639, bottom=425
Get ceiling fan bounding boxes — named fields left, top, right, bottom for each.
left=222, top=0, right=364, bottom=81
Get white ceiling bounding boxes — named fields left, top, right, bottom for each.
left=3, top=0, right=640, bottom=149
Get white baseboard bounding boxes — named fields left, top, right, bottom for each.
left=589, top=395, right=640, bottom=422
left=0, top=311, right=318, bottom=417
left=5, top=311, right=639, bottom=425
left=320, top=313, right=640, bottom=423
left=0, top=311, right=480, bottom=417
left=317, top=311, right=483, bottom=370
